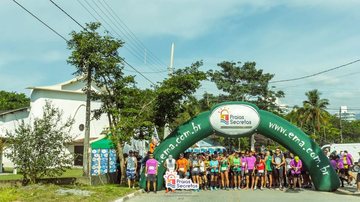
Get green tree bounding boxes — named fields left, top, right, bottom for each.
left=0, top=91, right=30, bottom=112
left=302, top=89, right=330, bottom=138
left=67, top=22, right=150, bottom=182
left=209, top=61, right=284, bottom=111
left=67, top=22, right=126, bottom=176
left=153, top=61, right=207, bottom=131
left=5, top=101, right=74, bottom=185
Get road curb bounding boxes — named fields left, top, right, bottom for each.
left=114, top=189, right=144, bottom=202
left=336, top=188, right=360, bottom=195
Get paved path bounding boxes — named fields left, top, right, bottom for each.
left=127, top=188, right=359, bottom=202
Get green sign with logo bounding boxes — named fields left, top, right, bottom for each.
left=139, top=101, right=340, bottom=192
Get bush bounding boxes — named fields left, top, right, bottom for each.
left=5, top=101, right=74, bottom=185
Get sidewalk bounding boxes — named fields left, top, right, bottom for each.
left=114, top=189, right=144, bottom=202
left=336, top=185, right=360, bottom=195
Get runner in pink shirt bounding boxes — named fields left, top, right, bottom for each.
left=145, top=154, right=158, bottom=193
left=290, top=156, right=302, bottom=190
left=245, top=151, right=256, bottom=190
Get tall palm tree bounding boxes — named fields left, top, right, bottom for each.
left=302, top=89, right=330, bottom=136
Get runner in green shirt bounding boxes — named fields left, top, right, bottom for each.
left=265, top=150, right=273, bottom=189
left=220, top=153, right=230, bottom=190
left=232, top=152, right=242, bottom=190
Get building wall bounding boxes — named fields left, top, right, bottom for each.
left=30, top=89, right=108, bottom=140
left=1, top=88, right=109, bottom=168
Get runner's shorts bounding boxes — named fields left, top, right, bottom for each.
left=126, top=169, right=136, bottom=180
left=192, top=170, right=200, bottom=176
left=292, top=173, right=301, bottom=178
left=211, top=171, right=218, bottom=176
left=146, top=174, right=157, bottom=182
left=178, top=171, right=186, bottom=178
left=247, top=169, right=254, bottom=176
left=233, top=170, right=241, bottom=176
left=257, top=170, right=265, bottom=177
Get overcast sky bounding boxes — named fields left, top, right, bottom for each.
left=1, top=0, right=360, bottom=113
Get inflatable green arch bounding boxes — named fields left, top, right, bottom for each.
left=140, top=102, right=340, bottom=191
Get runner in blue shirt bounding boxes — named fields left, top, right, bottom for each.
left=209, top=154, right=219, bottom=191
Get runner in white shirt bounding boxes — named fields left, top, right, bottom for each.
left=164, top=155, right=177, bottom=193
left=199, top=154, right=207, bottom=191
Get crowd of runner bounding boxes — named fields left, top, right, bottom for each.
left=124, top=147, right=360, bottom=194
left=162, top=149, right=307, bottom=192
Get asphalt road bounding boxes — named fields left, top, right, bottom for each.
left=126, top=188, right=360, bottom=202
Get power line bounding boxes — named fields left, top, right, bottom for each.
left=270, top=59, right=360, bottom=83
left=99, top=0, right=168, bottom=68
left=50, top=0, right=157, bottom=86
left=82, top=0, right=166, bottom=72
left=49, top=0, right=86, bottom=30
left=13, top=0, right=155, bottom=86
left=12, top=0, right=68, bottom=42
left=123, top=69, right=167, bottom=74
left=96, top=0, right=166, bottom=69
left=79, top=0, right=150, bottom=68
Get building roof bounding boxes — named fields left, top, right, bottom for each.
left=0, top=107, right=29, bottom=116
left=27, top=77, right=102, bottom=94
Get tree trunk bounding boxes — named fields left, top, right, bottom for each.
left=0, top=146, right=2, bottom=173
left=116, top=142, right=126, bottom=184
left=83, top=66, right=92, bottom=177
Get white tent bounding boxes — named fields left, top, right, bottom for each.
left=185, top=139, right=225, bottom=154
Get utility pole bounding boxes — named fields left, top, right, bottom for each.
left=168, top=42, right=175, bottom=76
left=83, top=65, right=91, bottom=177
left=339, top=107, right=343, bottom=143
left=163, top=43, right=175, bottom=139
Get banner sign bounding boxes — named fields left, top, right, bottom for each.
left=209, top=104, right=260, bottom=136
left=164, top=171, right=199, bottom=190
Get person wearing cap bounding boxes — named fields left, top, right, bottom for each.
left=125, top=150, right=137, bottom=189
left=145, top=153, right=158, bottom=193
left=344, top=150, right=355, bottom=185
left=272, top=148, right=285, bottom=190
left=290, top=156, right=302, bottom=190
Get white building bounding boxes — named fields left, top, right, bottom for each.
left=336, top=106, right=356, bottom=122
left=0, top=77, right=109, bottom=168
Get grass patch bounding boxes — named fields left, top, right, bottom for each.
left=0, top=184, right=135, bottom=202
left=0, top=167, right=83, bottom=181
